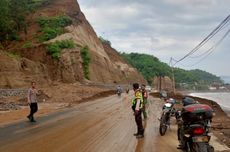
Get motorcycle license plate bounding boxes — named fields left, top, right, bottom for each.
left=192, top=136, right=209, bottom=142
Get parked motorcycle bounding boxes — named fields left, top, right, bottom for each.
left=159, top=98, right=176, bottom=136
left=176, top=103, right=214, bottom=152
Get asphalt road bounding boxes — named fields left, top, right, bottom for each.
left=0, top=93, right=229, bottom=152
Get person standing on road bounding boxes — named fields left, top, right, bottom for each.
left=27, top=81, right=39, bottom=122
left=116, top=85, right=122, bottom=96
left=132, top=83, right=144, bottom=138
left=141, top=84, right=148, bottom=119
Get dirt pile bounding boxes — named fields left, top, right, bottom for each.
left=42, top=82, right=114, bottom=103
left=0, top=82, right=115, bottom=112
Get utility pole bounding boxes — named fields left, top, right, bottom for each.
left=170, top=57, right=176, bottom=93
left=159, top=75, right=162, bottom=92
left=171, top=66, right=175, bottom=93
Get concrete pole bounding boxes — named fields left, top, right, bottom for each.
left=171, top=67, right=175, bottom=93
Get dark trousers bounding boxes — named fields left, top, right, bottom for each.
left=135, top=110, right=144, bottom=135
left=28, top=103, right=38, bottom=120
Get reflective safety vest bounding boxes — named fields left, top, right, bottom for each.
left=132, top=90, right=144, bottom=109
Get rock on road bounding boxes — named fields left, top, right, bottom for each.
left=0, top=93, right=229, bottom=152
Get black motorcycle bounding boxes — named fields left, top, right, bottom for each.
left=176, top=103, right=214, bottom=152
left=159, top=98, right=176, bottom=136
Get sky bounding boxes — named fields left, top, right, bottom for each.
left=78, top=0, right=230, bottom=76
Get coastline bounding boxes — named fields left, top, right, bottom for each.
left=188, top=92, right=230, bottom=117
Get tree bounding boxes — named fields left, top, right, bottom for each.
left=0, top=0, right=11, bottom=42
left=9, top=0, right=28, bottom=33
left=0, top=0, right=31, bottom=43
left=121, top=52, right=223, bottom=90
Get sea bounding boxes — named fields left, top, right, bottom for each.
left=189, top=92, right=230, bottom=117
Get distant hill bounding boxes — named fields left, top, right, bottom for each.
left=121, top=53, right=223, bottom=89
left=220, top=76, right=230, bottom=84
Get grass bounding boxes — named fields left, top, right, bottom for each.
left=21, top=41, right=33, bottom=48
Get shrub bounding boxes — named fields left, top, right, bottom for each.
left=56, top=39, right=75, bottom=49
left=39, top=27, right=64, bottom=42
left=80, top=46, right=91, bottom=79
left=38, top=15, right=72, bottom=28
left=37, top=15, right=72, bottom=42
left=46, top=39, right=75, bottom=60
left=46, top=43, right=61, bottom=59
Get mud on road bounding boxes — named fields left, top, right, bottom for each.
left=0, top=94, right=229, bottom=152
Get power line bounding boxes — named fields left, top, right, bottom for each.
left=174, top=15, right=229, bottom=65
left=173, top=14, right=230, bottom=66
left=188, top=28, right=230, bottom=67
left=189, top=21, right=230, bottom=58
left=171, top=28, right=230, bottom=68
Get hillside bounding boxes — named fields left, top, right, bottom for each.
left=121, top=53, right=223, bottom=90
left=0, top=0, right=145, bottom=88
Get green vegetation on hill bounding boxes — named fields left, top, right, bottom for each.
left=121, top=53, right=171, bottom=83
left=121, top=52, right=222, bottom=90
left=37, top=15, right=72, bottom=42
left=0, top=0, right=72, bottom=43
left=80, top=46, right=91, bottom=80
left=173, top=68, right=222, bottom=90
left=46, top=39, right=75, bottom=60
left=0, top=0, right=48, bottom=43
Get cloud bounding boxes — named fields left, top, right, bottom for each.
left=78, top=0, right=230, bottom=75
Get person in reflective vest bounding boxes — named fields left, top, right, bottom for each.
left=141, top=84, right=148, bottom=119
left=132, top=83, right=144, bottom=138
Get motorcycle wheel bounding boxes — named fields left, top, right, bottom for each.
left=191, top=143, right=208, bottom=152
left=185, top=142, right=191, bottom=152
left=207, top=145, right=214, bottom=152
left=159, top=113, right=167, bottom=136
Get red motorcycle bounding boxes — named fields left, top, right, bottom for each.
left=177, top=103, right=214, bottom=152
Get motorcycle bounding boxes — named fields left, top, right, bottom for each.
left=176, top=103, right=214, bottom=152
left=117, top=90, right=121, bottom=96
left=159, top=98, right=176, bottom=136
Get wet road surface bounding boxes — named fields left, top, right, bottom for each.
left=0, top=94, right=229, bottom=152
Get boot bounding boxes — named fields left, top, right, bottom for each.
left=136, top=134, right=144, bottom=139
left=27, top=115, right=31, bottom=121
left=133, top=133, right=138, bottom=136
